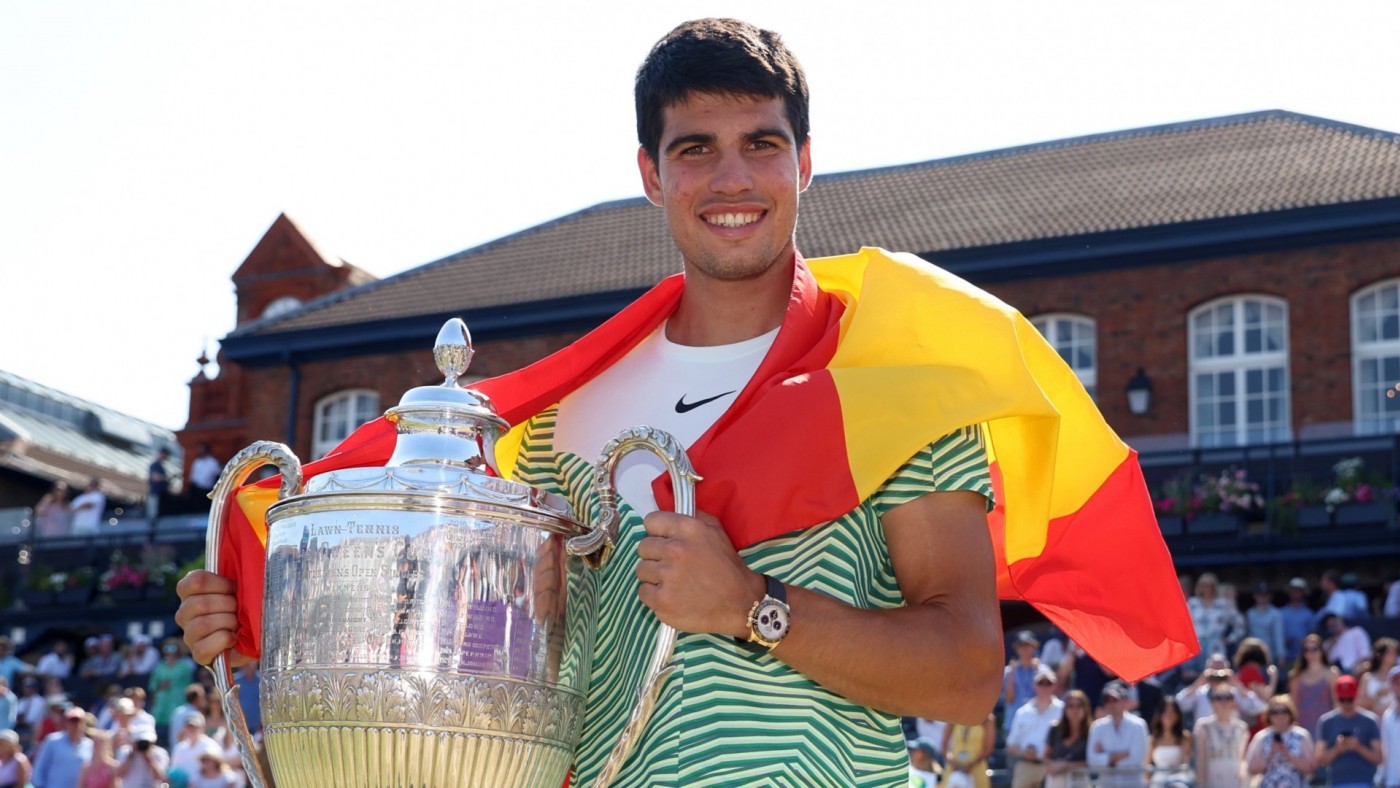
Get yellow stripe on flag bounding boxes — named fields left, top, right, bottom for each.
left=235, top=485, right=276, bottom=548
left=810, top=248, right=1128, bottom=564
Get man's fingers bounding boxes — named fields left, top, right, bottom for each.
left=176, top=569, right=235, bottom=599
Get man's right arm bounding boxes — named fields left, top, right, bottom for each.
left=174, top=571, right=253, bottom=667
left=1086, top=724, right=1109, bottom=768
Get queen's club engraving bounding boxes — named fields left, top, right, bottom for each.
left=204, top=318, right=697, bottom=788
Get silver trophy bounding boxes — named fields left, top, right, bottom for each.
left=204, top=318, right=695, bottom=788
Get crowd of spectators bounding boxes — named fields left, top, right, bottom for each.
left=0, top=632, right=259, bottom=788
left=902, top=568, right=1400, bottom=786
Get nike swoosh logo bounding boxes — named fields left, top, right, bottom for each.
left=675, top=390, right=736, bottom=414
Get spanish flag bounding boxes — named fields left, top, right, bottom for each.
left=221, top=247, right=1197, bottom=680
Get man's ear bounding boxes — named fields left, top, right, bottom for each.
left=797, top=138, right=813, bottom=193
left=638, top=146, right=663, bottom=207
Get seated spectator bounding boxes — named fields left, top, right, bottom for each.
left=122, top=636, right=158, bottom=679
left=34, top=642, right=73, bottom=682
left=907, top=737, right=941, bottom=788
left=1322, top=613, right=1372, bottom=674
left=80, top=636, right=122, bottom=680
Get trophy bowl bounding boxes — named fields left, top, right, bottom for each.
left=204, top=319, right=691, bottom=788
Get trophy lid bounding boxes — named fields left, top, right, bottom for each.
left=382, top=318, right=509, bottom=474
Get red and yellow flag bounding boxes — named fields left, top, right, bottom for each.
left=221, top=247, right=1197, bottom=680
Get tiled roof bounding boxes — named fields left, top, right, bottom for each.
left=247, top=111, right=1400, bottom=336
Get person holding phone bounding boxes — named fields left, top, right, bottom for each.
left=1316, top=675, right=1381, bottom=788
left=1245, top=695, right=1314, bottom=788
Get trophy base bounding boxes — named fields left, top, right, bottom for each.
left=265, top=724, right=574, bottom=788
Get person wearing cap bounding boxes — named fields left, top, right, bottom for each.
left=169, top=710, right=220, bottom=782
left=907, top=737, right=941, bottom=788
left=29, top=705, right=92, bottom=788
left=1246, top=583, right=1284, bottom=669
left=1380, top=665, right=1400, bottom=788
left=168, top=683, right=207, bottom=748
left=1006, top=665, right=1064, bottom=788
left=1316, top=674, right=1381, bottom=788
left=188, top=737, right=236, bottom=788
left=1279, top=578, right=1315, bottom=665
left=0, top=727, right=31, bottom=788
left=116, top=726, right=170, bottom=788
left=1323, top=613, right=1373, bottom=673
left=1003, top=631, right=1043, bottom=733
left=1088, top=682, right=1149, bottom=786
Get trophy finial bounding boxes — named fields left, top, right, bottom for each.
left=434, top=318, right=474, bottom=386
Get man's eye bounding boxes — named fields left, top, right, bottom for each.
left=680, top=145, right=709, bottom=156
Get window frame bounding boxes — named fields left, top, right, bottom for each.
left=1187, top=294, right=1291, bottom=447
left=1351, top=278, right=1400, bottom=436
left=1030, top=312, right=1098, bottom=399
left=311, top=388, right=381, bottom=459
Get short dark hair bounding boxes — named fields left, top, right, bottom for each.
left=635, top=18, right=809, bottom=164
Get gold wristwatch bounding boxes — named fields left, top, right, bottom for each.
left=738, top=574, right=790, bottom=653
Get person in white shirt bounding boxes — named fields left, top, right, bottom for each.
left=1174, top=654, right=1267, bottom=724
left=1088, top=682, right=1149, bottom=786
left=189, top=443, right=224, bottom=496
left=1381, top=666, right=1400, bottom=788
left=1324, top=613, right=1373, bottom=673
left=34, top=642, right=73, bottom=681
left=116, top=727, right=169, bottom=788
left=169, top=712, right=221, bottom=778
left=122, top=636, right=159, bottom=677
left=1006, top=666, right=1065, bottom=788
left=67, top=478, right=106, bottom=534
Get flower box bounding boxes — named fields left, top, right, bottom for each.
left=20, top=588, right=55, bottom=608
left=56, top=584, right=93, bottom=606
left=1157, top=515, right=1185, bottom=537
left=1296, top=505, right=1332, bottom=529
left=107, top=585, right=146, bottom=604
left=1333, top=501, right=1395, bottom=528
left=1188, top=512, right=1244, bottom=535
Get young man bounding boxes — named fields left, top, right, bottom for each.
left=178, top=17, right=1193, bottom=786
left=1087, top=682, right=1149, bottom=787
left=1317, top=675, right=1381, bottom=788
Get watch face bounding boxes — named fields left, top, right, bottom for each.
left=755, top=599, right=790, bottom=643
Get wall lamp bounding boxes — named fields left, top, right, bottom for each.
left=1126, top=367, right=1153, bottom=415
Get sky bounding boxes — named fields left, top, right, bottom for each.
left=3, top=1, right=1398, bottom=432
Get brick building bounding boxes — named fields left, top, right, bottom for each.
left=185, top=110, right=1400, bottom=578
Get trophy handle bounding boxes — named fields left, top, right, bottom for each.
left=203, top=441, right=303, bottom=788
left=567, top=426, right=698, bottom=788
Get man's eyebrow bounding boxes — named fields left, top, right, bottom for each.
left=663, top=133, right=715, bottom=156
left=746, top=127, right=793, bottom=144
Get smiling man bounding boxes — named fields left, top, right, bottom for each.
left=179, top=17, right=1193, bottom=787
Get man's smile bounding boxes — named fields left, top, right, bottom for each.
left=703, top=211, right=765, bottom=228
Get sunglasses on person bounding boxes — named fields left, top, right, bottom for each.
left=1302, top=646, right=1321, bottom=653
left=1210, top=694, right=1235, bottom=702
left=1268, top=709, right=1290, bottom=717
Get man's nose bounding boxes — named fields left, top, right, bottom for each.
left=709, top=150, right=754, bottom=195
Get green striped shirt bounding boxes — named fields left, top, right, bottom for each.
left=515, top=410, right=994, bottom=787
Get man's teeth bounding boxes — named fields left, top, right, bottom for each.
left=706, top=212, right=761, bottom=227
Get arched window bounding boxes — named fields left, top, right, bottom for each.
left=261, top=296, right=303, bottom=321
left=312, top=389, right=380, bottom=459
left=1031, top=314, right=1097, bottom=398
left=1188, top=296, right=1290, bottom=447
left=1352, top=279, right=1400, bottom=435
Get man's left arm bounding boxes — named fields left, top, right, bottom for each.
left=637, top=489, right=1002, bottom=723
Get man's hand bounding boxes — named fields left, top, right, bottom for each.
left=635, top=510, right=763, bottom=638
left=174, top=570, right=250, bottom=667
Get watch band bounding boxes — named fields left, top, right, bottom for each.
left=736, top=574, right=790, bottom=654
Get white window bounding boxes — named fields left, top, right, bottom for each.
left=312, top=389, right=380, bottom=459
left=1188, top=296, right=1290, bottom=447
left=261, top=296, right=303, bottom=321
left=1352, top=279, right=1400, bottom=435
left=1031, top=314, right=1097, bottom=398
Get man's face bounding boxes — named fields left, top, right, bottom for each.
left=639, top=92, right=811, bottom=285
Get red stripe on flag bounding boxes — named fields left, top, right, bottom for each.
left=995, top=452, right=1198, bottom=681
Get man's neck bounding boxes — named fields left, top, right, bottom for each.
left=667, top=252, right=795, bottom=346
left=1035, top=696, right=1054, bottom=711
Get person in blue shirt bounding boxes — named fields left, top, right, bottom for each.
left=30, top=706, right=92, bottom=788
left=1279, top=578, right=1316, bottom=665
